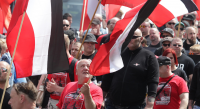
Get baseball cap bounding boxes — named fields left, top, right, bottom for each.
left=162, top=37, right=173, bottom=43
left=157, top=56, right=171, bottom=66
left=161, top=28, right=174, bottom=37
left=182, top=14, right=196, bottom=21
left=92, top=18, right=100, bottom=25
left=84, top=33, right=98, bottom=44
left=64, top=30, right=75, bottom=40
left=174, top=22, right=185, bottom=28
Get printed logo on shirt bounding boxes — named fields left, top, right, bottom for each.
left=177, top=64, right=184, bottom=70
left=61, top=88, right=84, bottom=109
left=52, top=73, right=68, bottom=96
left=155, top=82, right=171, bottom=105
left=134, top=63, right=140, bottom=66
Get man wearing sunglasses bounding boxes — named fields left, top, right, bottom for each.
left=165, top=19, right=177, bottom=30
left=183, top=26, right=200, bottom=51
left=170, top=38, right=195, bottom=87
left=174, top=22, right=185, bottom=39
left=154, top=37, right=172, bottom=56
left=139, top=20, right=151, bottom=46
left=63, top=19, right=70, bottom=31
left=102, top=29, right=159, bottom=109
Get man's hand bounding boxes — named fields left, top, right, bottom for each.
left=80, top=83, right=90, bottom=96
left=90, top=29, right=98, bottom=35
left=46, top=79, right=57, bottom=93
left=144, top=96, right=155, bottom=109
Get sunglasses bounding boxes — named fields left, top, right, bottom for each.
left=168, top=22, right=175, bottom=25
left=63, top=24, right=69, bottom=27
left=132, top=36, right=141, bottom=39
left=173, top=44, right=182, bottom=47
left=161, top=35, right=171, bottom=38
left=175, top=27, right=184, bottom=31
left=1, top=67, right=7, bottom=72
left=163, top=44, right=170, bottom=47
left=189, top=53, right=199, bottom=55
left=139, top=25, right=147, bottom=28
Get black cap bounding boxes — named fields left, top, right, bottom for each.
left=182, top=14, right=196, bottom=21
left=64, top=30, right=75, bottom=40
left=84, top=33, right=98, bottom=44
left=92, top=18, right=100, bottom=25
left=157, top=56, right=171, bottom=66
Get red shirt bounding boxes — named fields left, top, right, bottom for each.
left=47, top=56, right=78, bottom=100
left=154, top=74, right=189, bottom=109
left=57, top=82, right=103, bottom=109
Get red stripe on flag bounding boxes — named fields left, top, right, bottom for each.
left=0, top=8, right=3, bottom=34
left=101, top=0, right=147, bottom=8
left=7, top=13, right=35, bottom=78
left=149, top=4, right=174, bottom=27
left=194, top=0, right=200, bottom=20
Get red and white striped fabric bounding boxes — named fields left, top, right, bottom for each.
left=194, top=0, right=200, bottom=20
left=90, top=0, right=160, bottom=76
left=7, top=0, right=69, bottom=78
left=79, top=0, right=103, bottom=31
left=0, top=8, right=3, bottom=34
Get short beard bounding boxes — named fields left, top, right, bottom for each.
left=188, top=38, right=196, bottom=45
left=0, top=79, right=6, bottom=83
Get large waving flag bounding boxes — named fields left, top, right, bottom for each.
left=194, top=0, right=200, bottom=20
left=7, top=0, right=69, bottom=78
left=101, top=0, right=147, bottom=8
left=90, top=0, right=160, bottom=76
left=79, top=0, right=103, bottom=31
left=0, top=8, right=3, bottom=34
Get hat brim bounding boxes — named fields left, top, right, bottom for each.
left=84, top=40, right=98, bottom=44
left=161, top=31, right=173, bottom=37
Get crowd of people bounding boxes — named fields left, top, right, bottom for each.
left=0, top=10, right=200, bottom=109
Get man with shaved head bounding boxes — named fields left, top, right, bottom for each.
left=139, top=20, right=151, bottom=45
left=165, top=19, right=177, bottom=30
left=149, top=28, right=161, bottom=48
left=102, top=29, right=159, bottom=109
left=63, top=19, right=70, bottom=31
left=183, top=26, right=200, bottom=50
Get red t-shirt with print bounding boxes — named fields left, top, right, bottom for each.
left=47, top=56, right=78, bottom=100
left=154, top=74, right=189, bottom=109
left=57, top=81, right=103, bottom=109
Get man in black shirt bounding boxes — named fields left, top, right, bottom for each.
left=102, top=29, right=159, bottom=109
left=0, top=88, right=11, bottom=109
left=170, top=38, right=195, bottom=85
left=154, top=37, right=172, bottom=56
left=139, top=20, right=151, bottom=46
left=183, top=26, right=200, bottom=50
left=149, top=28, right=161, bottom=48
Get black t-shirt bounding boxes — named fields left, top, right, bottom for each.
left=0, top=88, right=11, bottom=109
left=183, top=40, right=193, bottom=50
left=177, top=54, right=195, bottom=77
left=145, top=35, right=151, bottom=46
left=82, top=50, right=97, bottom=60
left=149, top=42, right=161, bottom=48
left=6, top=86, right=12, bottom=94
left=172, top=68, right=188, bottom=81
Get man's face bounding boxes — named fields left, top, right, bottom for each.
left=109, top=19, right=117, bottom=32
left=149, top=29, right=160, bottom=42
left=77, top=60, right=91, bottom=80
left=170, top=39, right=183, bottom=55
left=63, top=20, right=70, bottom=31
left=166, top=20, right=176, bottom=30
left=162, top=41, right=171, bottom=51
left=8, top=89, right=21, bottom=109
left=71, top=44, right=81, bottom=58
left=83, top=42, right=95, bottom=54
left=0, top=62, right=9, bottom=83
left=175, top=25, right=184, bottom=37
left=67, top=17, right=72, bottom=26
left=139, top=22, right=150, bottom=36
left=186, top=28, right=196, bottom=45
left=161, top=32, right=173, bottom=38
left=91, top=23, right=100, bottom=30
left=128, top=30, right=142, bottom=50
left=197, top=26, right=200, bottom=39
left=159, top=65, right=168, bottom=76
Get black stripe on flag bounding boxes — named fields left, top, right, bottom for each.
left=122, top=0, right=160, bottom=51
left=181, top=0, right=198, bottom=12
left=48, top=0, right=69, bottom=73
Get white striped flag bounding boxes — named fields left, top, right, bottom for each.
left=0, top=8, right=3, bottom=34
left=7, top=0, right=69, bottom=78
left=89, top=0, right=160, bottom=76
left=194, top=0, right=200, bottom=20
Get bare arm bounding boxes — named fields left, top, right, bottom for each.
left=188, top=100, right=194, bottom=109
left=144, top=96, right=155, bottom=109
left=46, top=79, right=64, bottom=93
left=179, top=93, right=189, bottom=109
left=81, top=83, right=96, bottom=109
left=189, top=74, right=193, bottom=86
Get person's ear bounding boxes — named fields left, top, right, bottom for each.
left=20, top=94, right=25, bottom=103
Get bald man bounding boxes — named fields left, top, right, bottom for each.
left=102, top=29, right=159, bottom=109
left=183, top=26, right=200, bottom=50
left=0, top=61, right=12, bottom=94
left=149, top=28, right=161, bottom=48
left=63, top=19, right=70, bottom=31
left=165, top=19, right=177, bottom=30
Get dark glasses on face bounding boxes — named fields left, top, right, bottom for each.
left=1, top=67, right=7, bottom=72
left=132, top=36, right=141, bottom=39
left=161, top=35, right=169, bottom=38
left=163, top=44, right=170, bottom=47
left=168, top=22, right=175, bottom=25
left=175, top=27, right=184, bottom=31
left=173, top=44, right=181, bottom=47
left=63, top=24, right=69, bottom=27
left=189, top=53, right=199, bottom=55
left=139, top=25, right=147, bottom=28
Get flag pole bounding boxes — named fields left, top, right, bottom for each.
left=75, top=0, right=101, bottom=59
left=176, top=16, right=182, bottom=38
left=79, top=0, right=87, bottom=38
left=0, top=11, right=26, bottom=109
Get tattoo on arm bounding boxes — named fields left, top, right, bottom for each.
left=147, top=97, right=155, bottom=102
